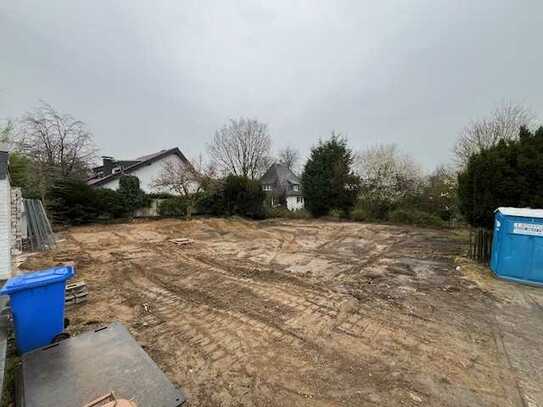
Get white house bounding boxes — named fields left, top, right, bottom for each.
left=261, top=163, right=304, bottom=211
left=0, top=145, right=11, bottom=279
left=88, top=147, right=190, bottom=193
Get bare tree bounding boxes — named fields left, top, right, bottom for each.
left=208, top=118, right=272, bottom=179
left=15, top=101, right=97, bottom=199
left=17, top=101, right=96, bottom=177
left=277, top=146, right=300, bottom=173
left=151, top=155, right=215, bottom=218
left=454, top=101, right=535, bottom=167
left=151, top=154, right=217, bottom=196
left=152, top=160, right=199, bottom=195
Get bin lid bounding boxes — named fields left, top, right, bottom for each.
left=0, top=265, right=75, bottom=295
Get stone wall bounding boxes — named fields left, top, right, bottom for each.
left=134, top=199, right=164, bottom=217
left=10, top=187, right=23, bottom=255
left=0, top=178, right=11, bottom=279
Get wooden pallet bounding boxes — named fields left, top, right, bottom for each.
left=65, top=281, right=88, bottom=306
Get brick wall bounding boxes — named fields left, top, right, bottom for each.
left=0, top=178, right=11, bottom=279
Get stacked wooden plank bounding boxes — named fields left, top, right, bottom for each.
left=65, top=281, right=88, bottom=306
left=168, top=238, right=194, bottom=246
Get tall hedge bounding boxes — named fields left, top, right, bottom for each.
left=48, top=177, right=144, bottom=225
left=48, top=178, right=101, bottom=225
left=223, top=175, right=266, bottom=218
left=118, top=175, right=146, bottom=214
left=196, top=175, right=265, bottom=219
left=301, top=135, right=361, bottom=217
left=458, top=126, right=543, bottom=228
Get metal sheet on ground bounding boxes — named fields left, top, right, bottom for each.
left=21, top=322, right=185, bottom=407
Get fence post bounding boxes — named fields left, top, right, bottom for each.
left=469, top=228, right=493, bottom=265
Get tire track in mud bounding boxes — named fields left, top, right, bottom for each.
left=54, top=219, right=520, bottom=406
left=118, top=262, right=362, bottom=405
left=118, top=254, right=306, bottom=363
left=148, top=251, right=334, bottom=337
left=149, top=235, right=442, bottom=356
left=154, top=240, right=339, bottom=309
left=113, top=240, right=411, bottom=404
left=118, top=265, right=278, bottom=384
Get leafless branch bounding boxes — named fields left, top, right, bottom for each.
left=277, top=146, right=300, bottom=173
left=208, top=118, right=272, bottom=179
left=151, top=159, right=203, bottom=196
left=152, top=153, right=218, bottom=192
left=16, top=101, right=97, bottom=177
left=454, top=101, right=535, bottom=167
left=13, top=101, right=97, bottom=199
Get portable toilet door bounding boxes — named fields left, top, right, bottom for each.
left=491, top=207, right=543, bottom=286
left=489, top=212, right=503, bottom=273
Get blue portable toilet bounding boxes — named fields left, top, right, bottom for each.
left=490, top=207, right=543, bottom=286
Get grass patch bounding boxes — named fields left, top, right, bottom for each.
left=387, top=208, right=445, bottom=227
left=1, top=338, right=20, bottom=407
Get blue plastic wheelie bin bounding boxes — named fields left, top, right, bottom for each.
left=0, top=264, right=74, bottom=353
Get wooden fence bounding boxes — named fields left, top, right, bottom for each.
left=468, top=228, right=493, bottom=264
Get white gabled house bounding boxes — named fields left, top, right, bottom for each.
left=88, top=147, right=190, bottom=193
left=260, top=163, right=304, bottom=211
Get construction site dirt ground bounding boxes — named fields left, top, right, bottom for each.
left=23, top=218, right=543, bottom=407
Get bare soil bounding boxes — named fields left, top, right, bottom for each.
left=23, top=218, right=543, bottom=406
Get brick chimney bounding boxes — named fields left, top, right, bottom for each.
left=0, top=144, right=8, bottom=181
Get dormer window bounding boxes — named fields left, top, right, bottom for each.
left=263, top=184, right=272, bottom=191
left=292, top=184, right=299, bottom=191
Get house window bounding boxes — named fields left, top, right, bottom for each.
left=263, top=185, right=272, bottom=191
left=297, top=196, right=303, bottom=203
left=292, top=184, right=299, bottom=191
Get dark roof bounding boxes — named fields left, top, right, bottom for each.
left=88, top=147, right=189, bottom=187
left=260, top=163, right=302, bottom=196
left=261, top=163, right=300, bottom=185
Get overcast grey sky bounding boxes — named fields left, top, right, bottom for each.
left=1, top=1, right=542, bottom=170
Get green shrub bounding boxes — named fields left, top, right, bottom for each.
left=118, top=175, right=146, bottom=213
left=94, top=188, right=128, bottom=219
left=196, top=190, right=225, bottom=216
left=328, top=208, right=347, bottom=219
left=351, top=207, right=370, bottom=222
left=195, top=175, right=266, bottom=219
left=223, top=175, right=266, bottom=219
left=359, top=198, right=394, bottom=221
left=458, top=126, right=543, bottom=228
left=302, top=135, right=361, bottom=217
left=147, top=192, right=176, bottom=200
left=158, top=197, right=190, bottom=217
left=388, top=208, right=444, bottom=227
left=48, top=178, right=131, bottom=225
left=267, top=207, right=311, bottom=219
left=48, top=178, right=98, bottom=225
